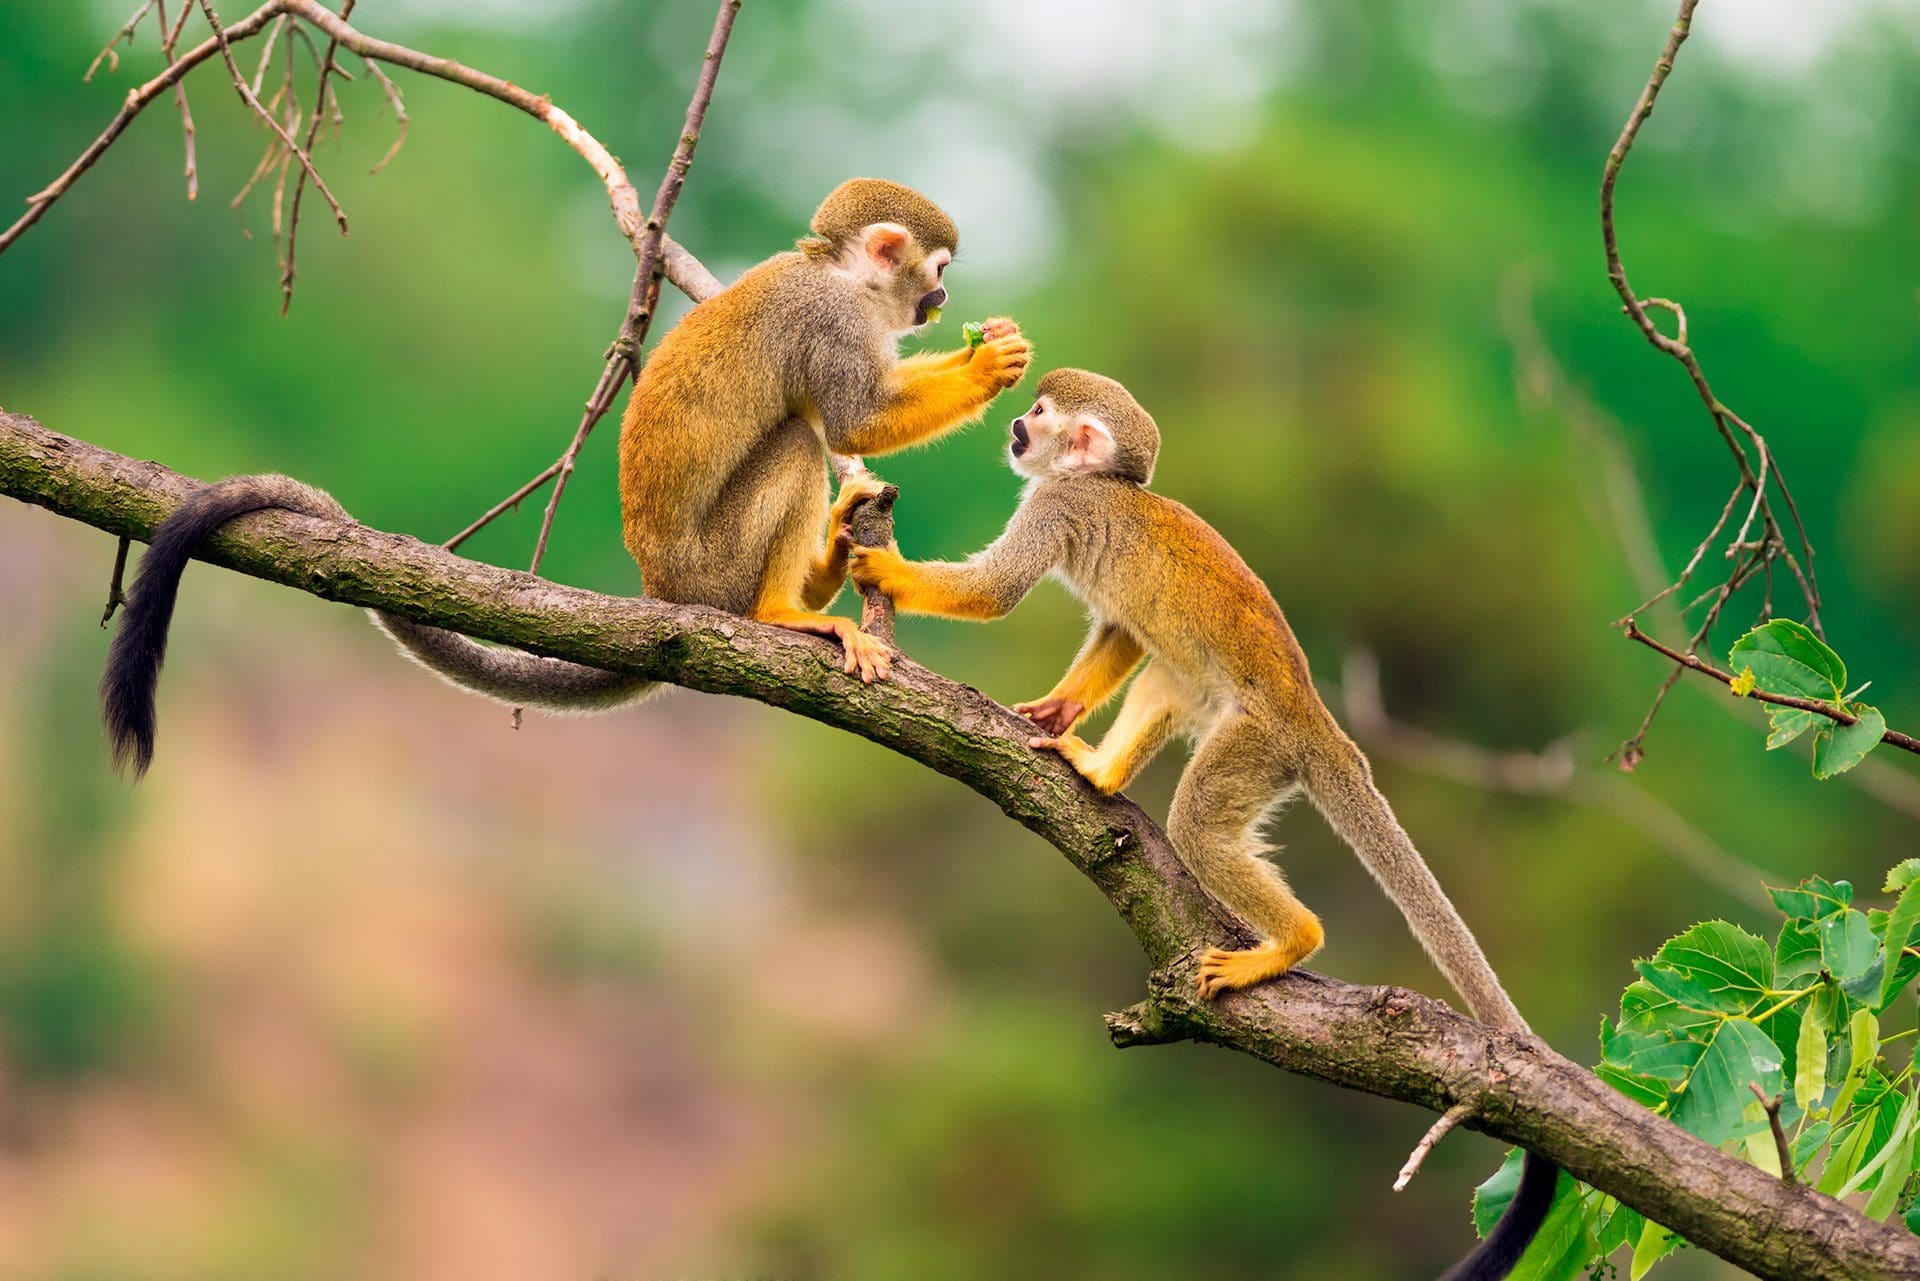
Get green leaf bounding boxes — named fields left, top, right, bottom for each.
left=1668, top=1018, right=1784, bottom=1145
left=1905, top=1199, right=1920, bottom=1234
left=1864, top=1122, right=1915, bottom=1221
left=1631, top=1219, right=1676, bottom=1280
left=1766, top=705, right=1819, bottom=749
left=1769, top=876, right=1854, bottom=922
left=1506, top=1176, right=1598, bottom=1281
left=1742, top=1097, right=1783, bottom=1175
left=1885, top=859, right=1920, bottom=894
left=1794, top=1000, right=1829, bottom=1113
left=961, top=320, right=986, bottom=348
left=1774, top=919, right=1824, bottom=985
left=1471, top=1147, right=1524, bottom=1237
left=1881, top=882, right=1920, bottom=1009
left=1820, top=1112, right=1880, bottom=1196
left=1813, top=703, right=1886, bottom=779
left=1595, top=1197, right=1646, bottom=1255
left=1643, top=921, right=1773, bottom=1015
left=1820, top=909, right=1879, bottom=982
left=1728, top=619, right=1846, bottom=701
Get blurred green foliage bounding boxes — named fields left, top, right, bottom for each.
left=3, top=1, right=1918, bottom=1278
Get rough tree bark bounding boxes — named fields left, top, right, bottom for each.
left=2, top=410, right=1914, bottom=1281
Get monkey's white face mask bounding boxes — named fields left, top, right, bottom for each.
left=842, top=222, right=951, bottom=334
left=1008, top=395, right=1117, bottom=481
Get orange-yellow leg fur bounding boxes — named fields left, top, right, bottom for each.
left=802, top=474, right=889, bottom=610
left=1031, top=660, right=1181, bottom=795
left=1015, top=623, right=1144, bottom=736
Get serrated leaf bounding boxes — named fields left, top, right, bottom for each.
left=1646, top=921, right=1773, bottom=1014
left=1596, top=1061, right=1672, bottom=1110
left=1865, top=1123, right=1915, bottom=1221
left=1813, top=703, right=1886, bottom=779
left=1631, top=1219, right=1676, bottom=1279
left=1881, top=882, right=1920, bottom=1009
left=1669, top=1018, right=1784, bottom=1145
left=1506, top=1176, right=1597, bottom=1281
left=1471, top=1147, right=1525, bottom=1237
left=1886, top=859, right=1920, bottom=894
left=1769, top=876, right=1854, bottom=922
left=1775, top=919, right=1824, bottom=985
left=1596, top=1198, right=1645, bottom=1255
left=1820, top=909, right=1878, bottom=981
left=1766, top=705, right=1819, bottom=749
left=1728, top=619, right=1846, bottom=701
left=1795, top=1001, right=1829, bottom=1113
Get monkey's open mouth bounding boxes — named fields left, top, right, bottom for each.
left=1010, top=420, right=1029, bottom=457
left=915, top=287, right=948, bottom=326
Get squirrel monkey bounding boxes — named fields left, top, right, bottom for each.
left=101, top=178, right=1031, bottom=775
left=849, top=369, right=1556, bottom=1281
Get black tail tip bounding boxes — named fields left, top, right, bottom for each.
left=101, top=673, right=156, bottom=780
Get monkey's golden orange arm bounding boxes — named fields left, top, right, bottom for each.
left=851, top=547, right=1009, bottom=620
left=832, top=335, right=1031, bottom=456
left=893, top=348, right=973, bottom=376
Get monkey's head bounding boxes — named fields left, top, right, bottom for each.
left=1008, top=369, right=1159, bottom=486
left=803, top=178, right=959, bottom=333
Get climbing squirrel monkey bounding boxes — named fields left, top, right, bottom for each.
left=851, top=369, right=1554, bottom=1281
left=100, top=178, right=1031, bottom=775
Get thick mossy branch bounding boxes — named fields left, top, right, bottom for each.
left=2, top=410, right=1913, bottom=1281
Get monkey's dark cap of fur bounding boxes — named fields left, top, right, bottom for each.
left=1038, top=368, right=1160, bottom=485
left=811, top=178, right=959, bottom=254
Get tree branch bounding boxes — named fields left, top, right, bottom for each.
left=2, top=409, right=1914, bottom=1281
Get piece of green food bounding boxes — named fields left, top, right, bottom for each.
left=963, top=321, right=986, bottom=348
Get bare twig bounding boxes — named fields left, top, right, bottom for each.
left=523, top=0, right=742, bottom=577
left=1395, top=1100, right=1473, bottom=1192
left=158, top=0, right=200, bottom=201
left=281, top=0, right=358, bottom=313
left=195, top=0, right=348, bottom=237
left=1601, top=0, right=1829, bottom=763
left=1749, top=1083, right=1795, bottom=1185
left=6, top=410, right=1917, bottom=1281
left=358, top=57, right=407, bottom=173
left=98, top=535, right=133, bottom=627
left=85, top=0, right=161, bottom=81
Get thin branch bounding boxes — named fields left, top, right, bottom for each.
left=98, top=535, right=133, bottom=626
left=1395, top=1101, right=1473, bottom=1192
left=3, top=409, right=1914, bottom=1281
left=281, top=0, right=358, bottom=314
left=525, top=0, right=740, bottom=576
left=1623, top=621, right=1920, bottom=756
left=195, top=0, right=348, bottom=237
left=85, top=0, right=161, bottom=81
left=1749, top=1083, right=1796, bottom=1186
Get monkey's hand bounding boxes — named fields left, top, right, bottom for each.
left=847, top=542, right=908, bottom=596
left=1013, top=695, right=1085, bottom=737
left=968, top=325, right=1033, bottom=393
left=830, top=473, right=890, bottom=526
left=978, top=316, right=1020, bottom=343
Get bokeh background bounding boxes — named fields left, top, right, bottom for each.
left=3, top=1, right=1919, bottom=1277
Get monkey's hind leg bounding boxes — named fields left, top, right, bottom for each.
left=1171, top=715, right=1324, bottom=1000
left=1033, top=659, right=1183, bottom=796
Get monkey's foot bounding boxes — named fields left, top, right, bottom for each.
left=831, top=473, right=890, bottom=522
left=1196, top=929, right=1323, bottom=1001
left=1029, top=732, right=1110, bottom=789
left=760, top=610, right=893, bottom=684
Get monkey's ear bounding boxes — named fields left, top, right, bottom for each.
left=1060, top=416, right=1117, bottom=474
left=861, top=222, right=911, bottom=270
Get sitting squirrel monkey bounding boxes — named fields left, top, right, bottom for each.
left=101, top=178, right=1031, bottom=775
left=850, top=369, right=1556, bottom=1281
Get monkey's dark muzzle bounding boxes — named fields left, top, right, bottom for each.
left=1010, top=418, right=1030, bottom=457
left=914, top=287, right=948, bottom=326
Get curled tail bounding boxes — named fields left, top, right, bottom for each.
left=1301, top=729, right=1554, bottom=1281
left=101, top=474, right=654, bottom=777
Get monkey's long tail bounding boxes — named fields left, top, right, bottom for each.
left=102, top=474, right=654, bottom=778
left=1300, top=729, right=1557, bottom=1281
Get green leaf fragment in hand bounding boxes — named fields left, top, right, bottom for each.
left=963, top=321, right=985, bottom=348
